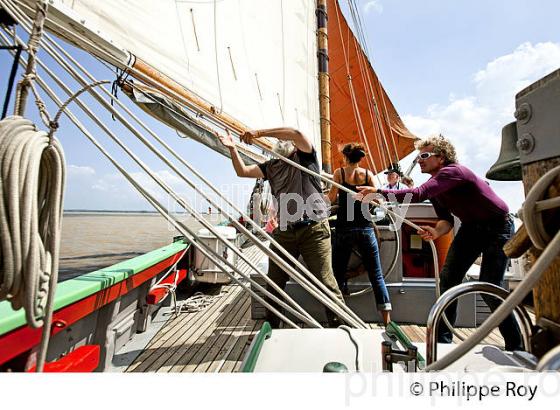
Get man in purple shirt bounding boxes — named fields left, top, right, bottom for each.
left=358, top=135, right=523, bottom=351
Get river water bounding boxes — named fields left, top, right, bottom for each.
left=58, top=212, right=226, bottom=281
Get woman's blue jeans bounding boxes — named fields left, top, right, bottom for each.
left=437, top=215, right=523, bottom=351
left=333, top=227, right=392, bottom=311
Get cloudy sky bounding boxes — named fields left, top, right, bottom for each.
left=1, top=1, right=559, bottom=214
left=401, top=41, right=560, bottom=214
left=359, top=0, right=560, bottom=213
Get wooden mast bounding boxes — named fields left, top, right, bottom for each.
left=317, top=0, right=332, bottom=173
left=514, top=69, right=560, bottom=355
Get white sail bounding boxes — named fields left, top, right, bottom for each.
left=17, top=0, right=321, bottom=154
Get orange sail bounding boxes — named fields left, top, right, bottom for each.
left=328, top=0, right=416, bottom=174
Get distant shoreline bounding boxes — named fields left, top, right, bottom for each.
left=63, top=210, right=213, bottom=216
left=65, top=209, right=157, bottom=214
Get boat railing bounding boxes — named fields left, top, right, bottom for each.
left=536, top=345, right=560, bottom=372
left=425, top=281, right=533, bottom=366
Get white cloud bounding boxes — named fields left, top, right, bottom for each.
left=402, top=42, right=560, bottom=212
left=473, top=42, right=560, bottom=115
left=64, top=166, right=200, bottom=211
left=364, top=0, right=383, bottom=15
left=67, top=164, right=95, bottom=177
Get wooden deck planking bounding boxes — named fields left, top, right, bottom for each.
left=129, top=287, right=236, bottom=371
left=398, top=324, right=505, bottom=348
left=190, top=302, right=255, bottom=372
left=236, top=244, right=265, bottom=275
left=129, top=297, right=514, bottom=373
left=399, top=324, right=426, bottom=343
left=215, top=318, right=264, bottom=373
left=125, top=241, right=525, bottom=372
left=153, top=287, right=248, bottom=372
left=127, top=243, right=268, bottom=373
left=127, top=285, right=244, bottom=372
left=165, top=293, right=251, bottom=372
left=193, top=313, right=254, bottom=372
left=196, top=314, right=253, bottom=373
left=150, top=286, right=229, bottom=346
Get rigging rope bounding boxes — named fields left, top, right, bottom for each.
left=2, top=1, right=423, bottom=332
left=2, top=20, right=428, bottom=330
left=332, top=2, right=379, bottom=173
left=332, top=0, right=392, bottom=181
left=5, top=0, right=233, bottom=138
left=522, top=165, right=560, bottom=250
left=354, top=45, right=396, bottom=164
left=1, top=41, right=23, bottom=119
left=0, top=0, right=67, bottom=373
left=1, top=55, right=310, bottom=329
left=0, top=32, right=333, bottom=330
left=1, top=17, right=366, bottom=329
left=1, top=28, right=470, bottom=353
left=13, top=0, right=46, bottom=117
left=343, top=0, right=401, bottom=166
left=38, top=33, right=374, bottom=327
left=148, top=247, right=189, bottom=314
left=0, top=26, right=338, bottom=328
left=3, top=2, right=303, bottom=351
left=4, top=3, right=544, bottom=370
left=339, top=325, right=362, bottom=371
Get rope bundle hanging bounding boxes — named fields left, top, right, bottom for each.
left=0, top=116, right=65, bottom=329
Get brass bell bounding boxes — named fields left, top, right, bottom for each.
left=486, top=122, right=522, bottom=181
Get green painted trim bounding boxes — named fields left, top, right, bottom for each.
left=0, top=241, right=190, bottom=336
left=385, top=321, right=426, bottom=369
left=240, top=322, right=272, bottom=372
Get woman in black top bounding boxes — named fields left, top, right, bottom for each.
left=327, top=143, right=392, bottom=325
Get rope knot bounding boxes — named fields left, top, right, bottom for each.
left=47, top=120, right=59, bottom=143
left=21, top=72, right=36, bottom=85
left=48, top=120, right=59, bottom=131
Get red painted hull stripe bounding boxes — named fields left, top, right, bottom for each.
left=27, top=345, right=100, bottom=373
left=0, top=251, right=184, bottom=364
left=146, top=269, right=188, bottom=305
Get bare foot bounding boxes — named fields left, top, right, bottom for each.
left=381, top=310, right=391, bottom=326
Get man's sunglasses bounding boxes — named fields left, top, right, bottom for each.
left=417, top=152, right=438, bottom=160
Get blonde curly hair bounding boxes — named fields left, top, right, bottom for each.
left=414, top=134, right=457, bottom=165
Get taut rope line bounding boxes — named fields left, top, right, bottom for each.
left=0, top=25, right=366, bottom=328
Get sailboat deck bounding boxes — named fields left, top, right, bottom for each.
left=125, top=285, right=506, bottom=372
left=126, top=282, right=263, bottom=372
left=126, top=244, right=506, bottom=373
left=126, top=242, right=265, bottom=373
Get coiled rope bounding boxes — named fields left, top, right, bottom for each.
left=521, top=164, right=560, bottom=250
left=0, top=116, right=65, bottom=371
left=176, top=292, right=223, bottom=314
